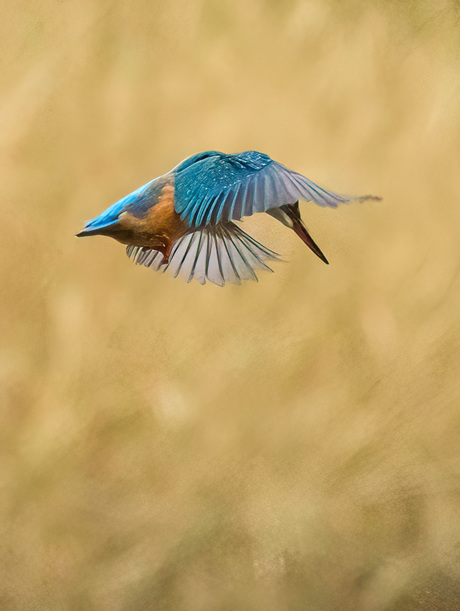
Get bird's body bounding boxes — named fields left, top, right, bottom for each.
left=77, top=150, right=378, bottom=285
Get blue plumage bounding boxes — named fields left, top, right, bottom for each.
left=78, top=150, right=379, bottom=285
left=82, top=180, right=153, bottom=233
left=174, top=150, right=369, bottom=228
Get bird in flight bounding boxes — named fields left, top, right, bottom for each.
left=77, top=151, right=378, bottom=286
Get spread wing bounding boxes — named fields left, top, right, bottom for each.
left=174, top=150, right=376, bottom=228
left=126, top=222, right=281, bottom=286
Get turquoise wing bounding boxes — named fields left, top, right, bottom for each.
left=173, top=150, right=375, bottom=228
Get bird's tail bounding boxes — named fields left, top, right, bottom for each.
left=126, top=222, right=282, bottom=286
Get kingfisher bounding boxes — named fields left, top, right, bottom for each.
left=77, top=151, right=379, bottom=286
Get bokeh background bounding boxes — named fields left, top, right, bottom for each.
left=2, top=0, right=460, bottom=609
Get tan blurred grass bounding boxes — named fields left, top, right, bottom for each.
left=1, top=0, right=460, bottom=609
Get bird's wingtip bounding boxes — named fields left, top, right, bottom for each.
left=359, top=194, right=382, bottom=202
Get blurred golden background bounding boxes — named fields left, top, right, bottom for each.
left=2, top=0, right=460, bottom=608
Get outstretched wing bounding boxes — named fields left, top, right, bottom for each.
left=126, top=222, right=281, bottom=286
left=174, top=150, right=377, bottom=228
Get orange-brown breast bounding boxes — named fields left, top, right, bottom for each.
left=146, top=182, right=187, bottom=243
left=114, top=177, right=189, bottom=253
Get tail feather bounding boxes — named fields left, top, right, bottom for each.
left=126, top=222, right=281, bottom=286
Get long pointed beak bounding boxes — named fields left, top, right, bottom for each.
left=293, top=222, right=329, bottom=264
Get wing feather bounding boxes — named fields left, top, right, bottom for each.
left=126, top=222, right=280, bottom=286
left=189, top=230, right=205, bottom=282
left=224, top=229, right=258, bottom=281
left=173, top=151, right=378, bottom=229
left=223, top=182, right=242, bottom=224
